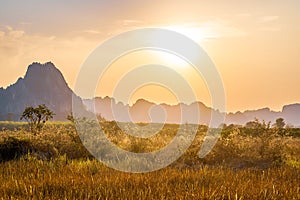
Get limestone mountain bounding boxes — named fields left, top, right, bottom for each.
left=0, top=62, right=84, bottom=121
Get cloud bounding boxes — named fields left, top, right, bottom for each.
left=5, top=25, right=13, bottom=31
left=164, top=20, right=246, bottom=43
left=0, top=31, right=4, bottom=39
left=122, top=20, right=142, bottom=26
left=8, top=30, right=25, bottom=38
left=200, top=20, right=246, bottom=37
left=259, top=27, right=281, bottom=32
left=0, top=26, right=25, bottom=39
left=82, top=30, right=102, bottom=34
left=19, top=22, right=32, bottom=25
left=236, top=13, right=251, bottom=17
left=257, top=16, right=281, bottom=32
left=0, top=25, right=101, bottom=88
left=260, top=16, right=279, bottom=23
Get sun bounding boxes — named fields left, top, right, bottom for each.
left=153, top=50, right=190, bottom=71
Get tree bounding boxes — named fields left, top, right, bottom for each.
left=245, top=118, right=270, bottom=130
left=243, top=118, right=276, bottom=158
left=273, top=118, right=286, bottom=137
left=273, top=118, right=285, bottom=129
left=20, top=104, right=55, bottom=134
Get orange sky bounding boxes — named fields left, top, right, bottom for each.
left=0, top=1, right=299, bottom=112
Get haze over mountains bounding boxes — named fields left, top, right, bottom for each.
left=0, top=62, right=299, bottom=126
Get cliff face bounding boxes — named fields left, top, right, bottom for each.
left=282, top=104, right=300, bottom=125
left=0, top=62, right=83, bottom=121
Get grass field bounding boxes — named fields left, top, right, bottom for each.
left=0, top=157, right=299, bottom=199
left=0, top=121, right=299, bottom=199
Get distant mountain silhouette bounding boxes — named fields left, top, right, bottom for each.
left=0, top=62, right=84, bottom=121
left=226, top=108, right=280, bottom=125
left=0, top=62, right=299, bottom=126
left=83, top=97, right=300, bottom=126
left=83, top=98, right=220, bottom=125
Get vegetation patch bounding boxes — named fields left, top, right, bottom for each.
left=0, top=120, right=299, bottom=199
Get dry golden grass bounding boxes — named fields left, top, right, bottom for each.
left=0, top=156, right=299, bottom=199
left=0, top=121, right=299, bottom=199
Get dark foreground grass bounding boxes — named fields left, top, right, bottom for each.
left=0, top=156, right=299, bottom=200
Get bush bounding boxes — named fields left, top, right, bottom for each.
left=0, top=137, right=32, bottom=162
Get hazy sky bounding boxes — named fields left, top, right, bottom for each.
left=0, top=0, right=299, bottom=112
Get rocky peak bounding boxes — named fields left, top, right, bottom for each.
left=23, top=62, right=69, bottom=90
left=0, top=62, right=83, bottom=121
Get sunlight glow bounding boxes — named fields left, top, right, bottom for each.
left=153, top=51, right=190, bottom=71
left=164, top=25, right=208, bottom=43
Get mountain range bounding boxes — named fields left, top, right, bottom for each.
left=0, top=62, right=299, bottom=126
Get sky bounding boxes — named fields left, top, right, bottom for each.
left=0, top=0, right=299, bottom=112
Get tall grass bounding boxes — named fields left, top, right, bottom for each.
left=0, top=121, right=299, bottom=199
left=0, top=156, right=299, bottom=199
